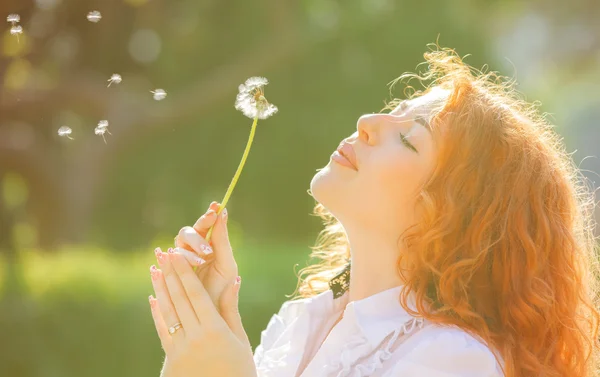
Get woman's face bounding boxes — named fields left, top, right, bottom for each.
left=310, top=89, right=446, bottom=233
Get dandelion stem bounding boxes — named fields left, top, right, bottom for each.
left=205, top=116, right=259, bottom=242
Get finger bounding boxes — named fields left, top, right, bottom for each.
left=151, top=250, right=184, bottom=339
left=169, top=251, right=221, bottom=326
left=160, top=248, right=202, bottom=335
left=173, top=247, right=207, bottom=267
left=220, top=276, right=249, bottom=346
left=149, top=295, right=174, bottom=354
left=176, top=226, right=214, bottom=257
left=192, top=202, right=220, bottom=238
left=210, top=207, right=237, bottom=272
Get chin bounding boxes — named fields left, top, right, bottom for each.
left=310, top=162, right=343, bottom=211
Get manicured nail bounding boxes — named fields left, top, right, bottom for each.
left=156, top=251, right=166, bottom=265
left=196, top=257, right=206, bottom=265
left=234, top=276, right=241, bottom=294
left=167, top=247, right=174, bottom=254
left=148, top=295, right=153, bottom=305
left=150, top=265, right=159, bottom=280
left=201, top=244, right=213, bottom=254
left=223, top=208, right=228, bottom=220
left=154, top=247, right=161, bottom=256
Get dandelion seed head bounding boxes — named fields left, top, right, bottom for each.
left=98, top=120, right=109, bottom=128
left=234, top=76, right=277, bottom=119
left=58, top=126, right=73, bottom=137
left=10, top=25, right=23, bottom=35
left=241, top=77, right=268, bottom=92
left=7, top=14, right=20, bottom=24
left=107, top=74, right=122, bottom=86
left=151, top=89, right=167, bottom=101
left=94, top=126, right=107, bottom=135
left=87, top=10, right=102, bottom=23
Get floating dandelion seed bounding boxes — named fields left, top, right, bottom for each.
left=7, top=14, right=20, bottom=24
left=10, top=25, right=23, bottom=36
left=94, top=121, right=112, bottom=144
left=107, top=74, right=122, bottom=87
left=151, top=89, right=167, bottom=101
left=234, top=76, right=278, bottom=120
left=58, top=126, right=74, bottom=140
left=94, top=126, right=108, bottom=143
left=87, top=10, right=102, bottom=23
left=203, top=76, right=277, bottom=243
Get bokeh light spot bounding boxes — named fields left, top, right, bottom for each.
left=128, top=29, right=161, bottom=64
left=2, top=172, right=29, bottom=210
left=5, top=59, right=32, bottom=90
left=3, top=29, right=30, bottom=57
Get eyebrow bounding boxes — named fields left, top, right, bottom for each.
left=397, top=100, right=432, bottom=134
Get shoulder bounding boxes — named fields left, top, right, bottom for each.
left=384, top=323, right=504, bottom=377
left=253, top=298, right=309, bottom=363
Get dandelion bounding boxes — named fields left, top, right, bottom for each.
left=204, top=76, right=278, bottom=242
left=58, top=126, right=74, bottom=140
left=87, top=11, right=102, bottom=23
left=94, top=121, right=112, bottom=144
left=234, top=77, right=278, bottom=120
left=151, top=89, right=167, bottom=101
left=7, top=14, right=20, bottom=24
left=107, top=74, right=122, bottom=87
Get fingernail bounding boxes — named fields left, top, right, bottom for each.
left=223, top=208, right=228, bottom=220
left=154, top=247, right=161, bottom=256
left=205, top=210, right=216, bottom=218
left=150, top=265, right=159, bottom=280
left=234, top=276, right=241, bottom=294
left=148, top=295, right=154, bottom=306
left=156, top=251, right=166, bottom=265
left=201, top=244, right=213, bottom=255
left=196, top=257, right=206, bottom=265
left=167, top=247, right=174, bottom=254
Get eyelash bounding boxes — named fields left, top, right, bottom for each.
left=399, top=132, right=418, bottom=153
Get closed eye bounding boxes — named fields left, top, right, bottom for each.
left=399, top=132, right=418, bottom=153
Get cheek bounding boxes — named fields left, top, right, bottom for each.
left=363, top=153, right=417, bottom=195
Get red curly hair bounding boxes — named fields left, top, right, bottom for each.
left=292, top=45, right=600, bottom=377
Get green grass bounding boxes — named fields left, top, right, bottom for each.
left=0, top=242, right=312, bottom=377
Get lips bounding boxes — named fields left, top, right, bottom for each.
left=337, top=142, right=358, bottom=170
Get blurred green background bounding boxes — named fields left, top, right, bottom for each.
left=1, top=0, right=599, bottom=376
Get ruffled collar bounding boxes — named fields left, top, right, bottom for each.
left=255, top=285, right=427, bottom=377
left=302, top=285, right=420, bottom=348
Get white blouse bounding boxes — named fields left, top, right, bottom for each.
left=253, top=285, right=504, bottom=377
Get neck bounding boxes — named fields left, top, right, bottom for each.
left=343, top=225, right=405, bottom=303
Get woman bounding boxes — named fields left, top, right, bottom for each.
left=148, top=47, right=600, bottom=377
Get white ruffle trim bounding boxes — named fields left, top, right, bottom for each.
left=256, top=341, right=292, bottom=377
left=324, top=318, right=425, bottom=377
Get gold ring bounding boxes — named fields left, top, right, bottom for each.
left=168, top=322, right=183, bottom=335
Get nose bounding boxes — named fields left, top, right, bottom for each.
left=356, top=113, right=384, bottom=145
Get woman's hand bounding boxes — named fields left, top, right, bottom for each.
left=149, top=249, right=257, bottom=377
left=172, top=202, right=248, bottom=345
